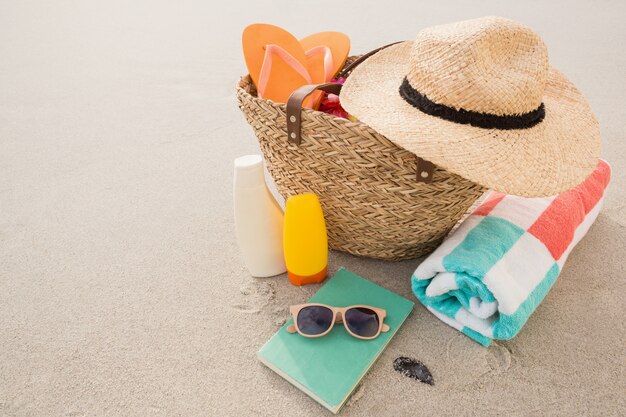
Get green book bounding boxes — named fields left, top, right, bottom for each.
left=257, top=268, right=414, bottom=414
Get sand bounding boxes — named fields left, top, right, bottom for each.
left=1, top=1, right=625, bottom=416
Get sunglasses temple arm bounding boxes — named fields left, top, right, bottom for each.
left=381, top=323, right=390, bottom=333
left=287, top=324, right=297, bottom=333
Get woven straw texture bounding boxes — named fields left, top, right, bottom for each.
left=236, top=60, right=485, bottom=260
left=340, top=17, right=601, bottom=198
left=407, top=17, right=548, bottom=115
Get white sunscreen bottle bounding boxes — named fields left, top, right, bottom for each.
left=233, top=155, right=286, bottom=277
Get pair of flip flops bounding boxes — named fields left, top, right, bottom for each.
left=242, top=24, right=350, bottom=108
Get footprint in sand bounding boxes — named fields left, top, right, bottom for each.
left=231, top=280, right=276, bottom=314
left=444, top=333, right=505, bottom=385
left=487, top=342, right=512, bottom=372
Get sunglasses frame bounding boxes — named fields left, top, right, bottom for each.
left=287, top=303, right=390, bottom=340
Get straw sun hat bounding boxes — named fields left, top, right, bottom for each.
left=340, top=16, right=601, bottom=197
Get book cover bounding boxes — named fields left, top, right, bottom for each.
left=257, top=268, right=414, bottom=414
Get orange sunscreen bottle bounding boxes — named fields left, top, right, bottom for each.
left=283, top=193, right=328, bottom=286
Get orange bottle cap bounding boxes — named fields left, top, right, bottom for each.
left=287, top=266, right=327, bottom=286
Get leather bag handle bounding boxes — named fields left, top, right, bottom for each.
left=286, top=82, right=342, bottom=146
left=284, top=41, right=434, bottom=183
left=336, top=41, right=403, bottom=79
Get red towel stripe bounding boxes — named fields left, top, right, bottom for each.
left=528, top=161, right=610, bottom=260
left=473, top=192, right=506, bottom=216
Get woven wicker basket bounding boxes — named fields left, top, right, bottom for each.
left=236, top=55, right=485, bottom=261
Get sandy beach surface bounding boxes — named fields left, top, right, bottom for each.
left=1, top=1, right=625, bottom=416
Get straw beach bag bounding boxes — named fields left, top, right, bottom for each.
left=236, top=46, right=485, bottom=261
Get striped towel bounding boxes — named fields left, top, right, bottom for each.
left=412, top=160, right=611, bottom=346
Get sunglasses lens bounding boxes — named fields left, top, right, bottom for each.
left=345, top=307, right=380, bottom=338
left=297, top=306, right=334, bottom=335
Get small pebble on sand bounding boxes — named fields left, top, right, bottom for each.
left=393, top=357, right=434, bottom=386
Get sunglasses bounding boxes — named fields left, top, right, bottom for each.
left=287, top=303, right=390, bottom=339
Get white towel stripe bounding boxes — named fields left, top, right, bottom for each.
left=487, top=195, right=555, bottom=230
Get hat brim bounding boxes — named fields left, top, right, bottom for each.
left=340, top=42, right=601, bottom=197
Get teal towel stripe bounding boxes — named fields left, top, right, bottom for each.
left=412, top=276, right=462, bottom=318
left=453, top=272, right=496, bottom=307
left=442, top=216, right=525, bottom=279
left=492, top=263, right=560, bottom=339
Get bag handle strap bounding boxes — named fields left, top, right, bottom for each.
left=286, top=82, right=342, bottom=145
left=336, top=41, right=403, bottom=79
left=285, top=41, right=434, bottom=183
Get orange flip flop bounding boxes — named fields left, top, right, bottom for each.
left=300, top=31, right=350, bottom=83
left=242, top=24, right=313, bottom=106
left=300, top=32, right=350, bottom=108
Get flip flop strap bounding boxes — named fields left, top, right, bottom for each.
left=304, top=46, right=334, bottom=82
left=258, top=44, right=312, bottom=99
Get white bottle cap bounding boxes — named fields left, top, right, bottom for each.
left=234, top=154, right=265, bottom=188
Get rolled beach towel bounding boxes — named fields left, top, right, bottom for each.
left=412, top=160, right=611, bottom=346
